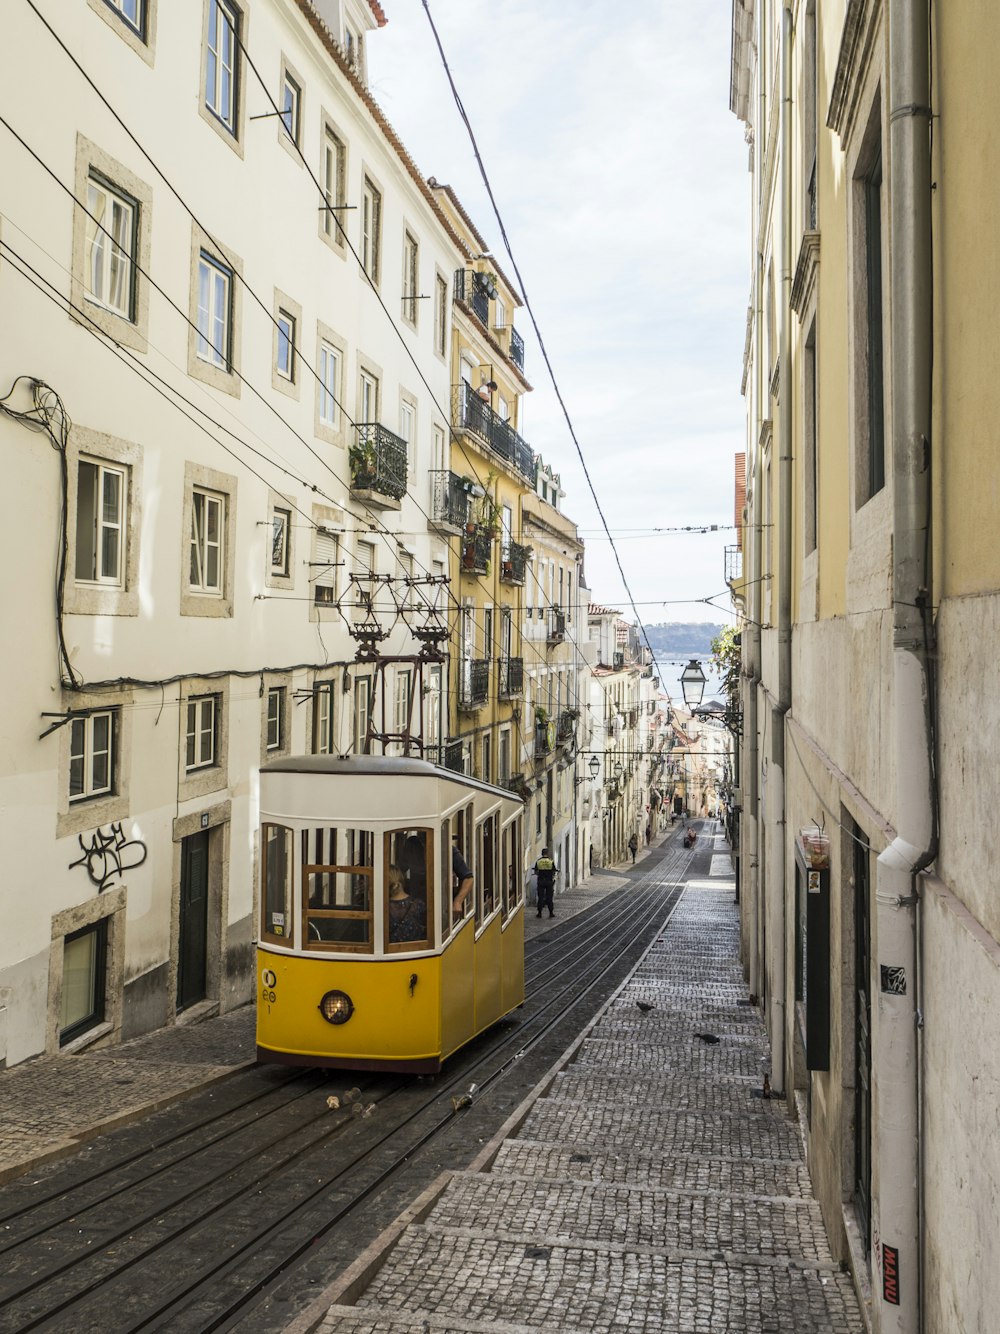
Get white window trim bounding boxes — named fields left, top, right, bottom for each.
left=197, top=251, right=232, bottom=368
left=88, top=0, right=157, bottom=63
left=66, top=428, right=142, bottom=618
left=75, top=456, right=127, bottom=588
left=205, top=0, right=239, bottom=133
left=319, top=341, right=340, bottom=427
left=190, top=487, right=225, bottom=595
left=402, top=229, right=419, bottom=328
left=178, top=676, right=230, bottom=799
left=186, top=695, right=218, bottom=771
left=69, top=710, right=116, bottom=802
left=181, top=461, right=236, bottom=617
left=266, top=687, right=283, bottom=750
left=85, top=173, right=137, bottom=320
left=270, top=505, right=291, bottom=577
left=360, top=172, right=382, bottom=284
left=276, top=308, right=295, bottom=380
left=272, top=290, right=302, bottom=399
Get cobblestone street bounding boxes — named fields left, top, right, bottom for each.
left=293, top=835, right=865, bottom=1333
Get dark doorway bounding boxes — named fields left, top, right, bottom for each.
left=853, top=823, right=872, bottom=1254
left=178, top=830, right=210, bottom=1011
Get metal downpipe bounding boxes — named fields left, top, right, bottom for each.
left=873, top=0, right=934, bottom=1330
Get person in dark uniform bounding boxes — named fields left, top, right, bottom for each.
left=533, top=848, right=557, bottom=918
left=628, top=833, right=638, bottom=864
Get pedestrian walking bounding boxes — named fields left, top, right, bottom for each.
left=533, top=848, right=558, bottom=918
left=628, top=833, right=638, bottom=864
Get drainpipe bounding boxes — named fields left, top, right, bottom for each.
left=765, top=0, right=794, bottom=1099
left=744, top=247, right=763, bottom=997
left=873, top=2, right=934, bottom=1330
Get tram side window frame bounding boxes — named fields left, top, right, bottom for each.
left=261, top=822, right=294, bottom=945
left=383, top=826, right=434, bottom=953
left=502, top=814, right=523, bottom=919
left=476, top=810, right=498, bottom=927
left=440, top=816, right=451, bottom=940
left=452, top=801, right=474, bottom=929
left=302, top=825, right=374, bottom=953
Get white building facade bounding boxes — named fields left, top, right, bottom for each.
left=0, top=0, right=469, bottom=1065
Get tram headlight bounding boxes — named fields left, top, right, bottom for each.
left=318, top=989, right=355, bottom=1025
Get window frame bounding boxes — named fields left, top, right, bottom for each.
left=204, top=0, right=240, bottom=137
left=360, top=174, right=382, bottom=284
left=320, top=121, right=347, bottom=246
left=75, top=456, right=127, bottom=588
left=312, top=679, right=336, bottom=755
left=402, top=229, right=419, bottom=327
left=266, top=687, right=284, bottom=751
left=276, top=308, right=295, bottom=381
left=182, top=462, right=236, bottom=617
left=319, top=340, right=341, bottom=428
left=84, top=170, right=139, bottom=321
left=186, top=694, right=218, bottom=771
left=59, top=919, right=109, bottom=1047
left=270, top=505, right=291, bottom=578
left=280, top=69, right=301, bottom=144
left=189, top=486, right=226, bottom=596
left=196, top=250, right=233, bottom=370
left=69, top=709, right=117, bottom=803
left=435, top=272, right=448, bottom=359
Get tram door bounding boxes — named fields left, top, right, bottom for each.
left=178, top=830, right=209, bottom=1010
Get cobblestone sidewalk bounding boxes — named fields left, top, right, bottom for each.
left=295, top=849, right=865, bottom=1333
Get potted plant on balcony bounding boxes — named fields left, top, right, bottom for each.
left=349, top=439, right=378, bottom=489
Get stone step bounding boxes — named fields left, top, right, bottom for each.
left=575, top=1037, right=769, bottom=1079
left=491, top=1139, right=815, bottom=1198
left=549, top=1071, right=787, bottom=1117
left=426, top=1172, right=834, bottom=1263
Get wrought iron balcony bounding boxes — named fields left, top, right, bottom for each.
left=459, top=658, right=489, bottom=710
left=502, top=773, right=534, bottom=801
left=725, top=544, right=743, bottom=584
left=612, top=651, right=625, bottom=670
left=453, top=267, right=494, bottom=327
left=428, top=738, right=465, bottom=772
left=452, top=382, right=536, bottom=485
left=430, top=469, right=470, bottom=534
left=498, top=656, right=524, bottom=698
left=546, top=608, right=566, bottom=644
left=557, top=709, right=578, bottom=746
left=534, top=722, right=553, bottom=758
left=509, top=326, right=525, bottom=372
left=500, top=540, right=529, bottom=585
left=350, top=423, right=407, bottom=506
left=461, top=523, right=493, bottom=576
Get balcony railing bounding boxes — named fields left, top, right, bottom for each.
left=498, top=656, right=524, bottom=698
left=500, top=540, right=530, bottom=585
left=453, top=267, right=494, bottom=327
left=557, top=709, right=578, bottom=746
left=430, top=469, right=470, bottom=533
left=725, top=543, right=743, bottom=584
left=350, top=423, right=407, bottom=503
left=534, top=723, right=553, bottom=758
left=461, top=523, right=493, bottom=575
left=452, top=382, right=536, bottom=484
left=547, top=608, right=566, bottom=644
left=459, top=658, right=489, bottom=710
left=509, top=326, right=525, bottom=372
left=428, top=739, right=465, bottom=772
left=612, top=651, right=625, bottom=670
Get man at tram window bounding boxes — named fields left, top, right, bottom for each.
left=533, top=848, right=558, bottom=919
left=452, top=839, right=474, bottom=917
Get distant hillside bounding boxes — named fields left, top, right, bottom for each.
left=641, top=622, right=723, bottom=657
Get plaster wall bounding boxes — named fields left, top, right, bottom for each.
left=921, top=877, right=1000, bottom=1334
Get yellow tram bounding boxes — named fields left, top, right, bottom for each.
left=256, top=755, right=525, bottom=1071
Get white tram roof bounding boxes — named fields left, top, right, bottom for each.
left=259, top=754, right=524, bottom=826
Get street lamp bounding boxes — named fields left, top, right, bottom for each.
left=680, top=659, right=708, bottom=710
left=588, top=756, right=600, bottom=778
left=614, top=761, right=623, bottom=780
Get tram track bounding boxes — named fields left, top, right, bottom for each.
left=0, top=829, right=711, bottom=1334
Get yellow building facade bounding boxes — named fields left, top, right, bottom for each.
left=730, top=3, right=1000, bottom=1332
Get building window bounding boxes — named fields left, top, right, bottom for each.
left=359, top=369, right=379, bottom=426
left=402, top=232, right=418, bottom=325
left=435, top=274, right=448, bottom=357
left=494, top=296, right=506, bottom=331
left=313, top=681, right=335, bottom=753
left=271, top=506, right=290, bottom=576
left=313, top=527, right=338, bottom=604
left=190, top=487, right=225, bottom=593
left=266, top=687, right=284, bottom=750
left=319, top=341, right=340, bottom=427
left=354, top=675, right=371, bottom=752
left=186, top=695, right=217, bottom=770
left=361, top=177, right=381, bottom=283
left=104, top=0, right=144, bottom=36
left=196, top=252, right=232, bottom=368
left=205, top=0, right=239, bottom=134
left=276, top=308, right=295, bottom=381
left=280, top=70, right=300, bottom=143
left=85, top=174, right=137, bottom=319
left=400, top=400, right=415, bottom=465
left=864, top=147, right=885, bottom=499
left=394, top=668, right=412, bottom=739
left=69, top=710, right=116, bottom=802
left=321, top=128, right=345, bottom=240
left=76, top=458, right=126, bottom=586
left=60, top=920, right=108, bottom=1046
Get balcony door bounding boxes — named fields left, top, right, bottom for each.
left=360, top=369, right=378, bottom=427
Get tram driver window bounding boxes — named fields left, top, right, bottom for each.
left=302, top=827, right=374, bottom=951
left=262, top=824, right=293, bottom=943
left=384, top=828, right=433, bottom=949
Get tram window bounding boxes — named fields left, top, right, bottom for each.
left=302, top=827, right=374, bottom=952
left=452, top=803, right=474, bottom=925
left=262, top=824, right=293, bottom=943
left=440, top=818, right=451, bottom=938
left=501, top=825, right=511, bottom=918
left=477, top=812, right=497, bottom=924
left=384, top=828, right=433, bottom=950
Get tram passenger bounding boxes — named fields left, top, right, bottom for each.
left=452, top=841, right=474, bottom=917
left=387, top=866, right=426, bottom=943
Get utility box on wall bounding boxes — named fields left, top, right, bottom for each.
left=794, top=829, right=830, bottom=1071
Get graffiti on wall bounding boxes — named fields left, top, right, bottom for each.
left=69, top=822, right=147, bottom=891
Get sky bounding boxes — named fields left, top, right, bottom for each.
left=367, top=0, right=749, bottom=631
